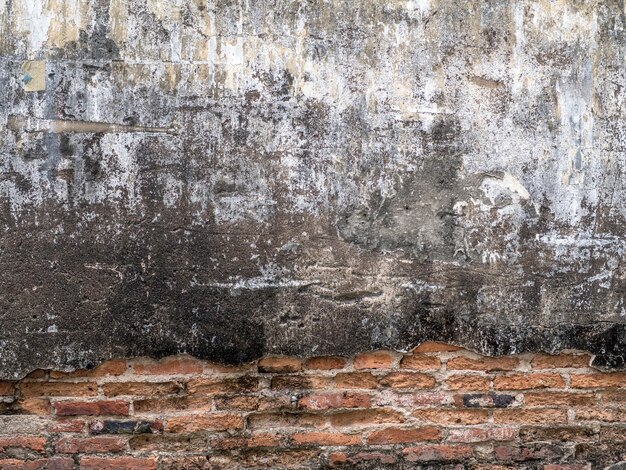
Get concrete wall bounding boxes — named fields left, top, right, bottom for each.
left=1, top=0, right=625, bottom=378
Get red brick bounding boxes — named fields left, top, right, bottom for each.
left=519, top=426, right=595, bottom=442
left=531, top=354, right=591, bottom=369
left=47, top=419, right=85, bottom=433
left=601, top=390, right=626, bottom=403
left=493, top=409, right=567, bottom=424
left=413, top=342, right=464, bottom=352
left=271, top=375, right=330, bottom=390
left=132, top=355, right=203, bottom=375
left=304, top=356, right=347, bottom=370
left=494, top=444, right=566, bottom=462
left=92, top=359, right=129, bottom=376
left=494, top=373, right=564, bottom=390
left=0, top=382, right=16, bottom=396
left=353, top=351, right=394, bottom=370
left=230, top=449, right=320, bottom=468
left=247, top=412, right=325, bottom=430
left=163, top=455, right=227, bottom=469
left=53, top=400, right=129, bottom=416
left=13, top=398, right=51, bottom=415
left=448, top=428, right=517, bottom=442
left=187, top=376, right=258, bottom=394
left=0, top=458, right=73, bottom=470
left=329, top=408, right=405, bottom=427
left=471, top=466, right=516, bottom=470
left=50, top=359, right=128, bottom=379
left=404, top=444, right=473, bottom=461
left=412, top=409, right=488, bottom=425
left=210, top=433, right=282, bottom=450
left=165, top=414, right=244, bottom=432
left=599, top=426, right=626, bottom=443
left=344, top=452, right=397, bottom=464
left=163, top=451, right=290, bottom=469
left=133, top=396, right=212, bottom=413
left=333, top=372, right=378, bottom=389
left=570, top=373, right=626, bottom=389
left=0, top=437, right=46, bottom=452
left=446, top=375, right=490, bottom=391
left=80, top=457, right=156, bottom=470
left=54, top=436, right=126, bottom=453
left=400, top=353, right=441, bottom=370
left=213, top=396, right=259, bottom=411
left=258, top=356, right=302, bottom=373
left=576, top=442, right=626, bottom=463
left=23, top=370, right=48, bottom=379
left=329, top=452, right=348, bottom=465
left=366, top=426, right=440, bottom=444
left=103, top=381, right=183, bottom=397
left=574, top=407, right=626, bottom=422
left=298, top=392, right=369, bottom=410
left=447, top=356, right=520, bottom=371
left=379, top=372, right=436, bottom=389
left=129, top=434, right=207, bottom=452
left=20, top=381, right=97, bottom=397
left=291, top=432, right=361, bottom=446
left=523, top=392, right=595, bottom=406
left=230, top=395, right=291, bottom=411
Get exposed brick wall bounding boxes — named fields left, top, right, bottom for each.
left=0, top=343, right=624, bottom=469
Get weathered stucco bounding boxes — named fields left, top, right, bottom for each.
left=1, top=0, right=625, bottom=378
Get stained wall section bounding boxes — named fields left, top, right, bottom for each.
left=0, top=0, right=625, bottom=377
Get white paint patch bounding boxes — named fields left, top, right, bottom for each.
left=406, top=0, right=430, bottom=17
left=501, top=173, right=530, bottom=200
left=480, top=172, right=532, bottom=204
left=19, top=0, right=51, bottom=53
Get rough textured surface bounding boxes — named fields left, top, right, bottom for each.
left=1, top=0, right=626, bottom=377
left=0, top=347, right=624, bottom=469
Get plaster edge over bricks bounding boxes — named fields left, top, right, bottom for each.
left=0, top=343, right=624, bottom=469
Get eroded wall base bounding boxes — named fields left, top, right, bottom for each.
left=0, top=344, right=624, bottom=469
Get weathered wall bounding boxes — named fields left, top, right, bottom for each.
left=1, top=0, right=626, bottom=378
left=0, top=346, right=625, bottom=469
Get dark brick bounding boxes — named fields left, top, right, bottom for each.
left=457, top=393, right=516, bottom=408
left=90, top=420, right=163, bottom=435
left=494, top=394, right=517, bottom=408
